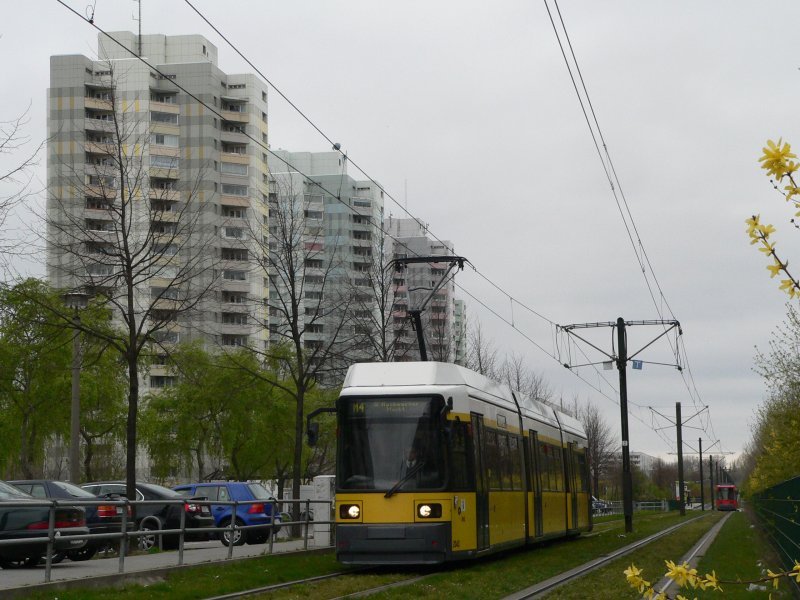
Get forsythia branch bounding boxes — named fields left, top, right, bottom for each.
left=624, top=559, right=800, bottom=599
left=749, top=138, right=800, bottom=298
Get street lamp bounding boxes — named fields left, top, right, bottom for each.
left=63, top=291, right=89, bottom=484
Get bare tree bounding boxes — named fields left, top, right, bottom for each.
left=578, top=401, right=618, bottom=498
left=0, top=106, right=43, bottom=261
left=241, top=175, right=359, bottom=525
left=346, top=224, right=412, bottom=362
left=501, top=352, right=554, bottom=405
left=44, top=66, right=217, bottom=495
left=465, top=319, right=500, bottom=378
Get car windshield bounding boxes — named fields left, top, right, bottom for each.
left=52, top=481, right=97, bottom=498
left=0, top=480, right=31, bottom=500
left=246, top=483, right=272, bottom=500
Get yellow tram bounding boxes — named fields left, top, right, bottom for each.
left=334, top=362, right=592, bottom=564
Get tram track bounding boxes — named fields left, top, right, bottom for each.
left=503, top=513, right=715, bottom=599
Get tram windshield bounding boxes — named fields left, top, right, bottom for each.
left=717, top=486, right=736, bottom=500
left=338, top=395, right=446, bottom=492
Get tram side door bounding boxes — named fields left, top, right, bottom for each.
left=567, top=443, right=579, bottom=530
left=471, top=413, right=490, bottom=551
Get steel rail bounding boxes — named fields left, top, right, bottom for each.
left=502, top=514, right=711, bottom=599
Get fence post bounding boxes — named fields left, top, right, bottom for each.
left=268, top=498, right=275, bottom=555
left=119, top=498, right=128, bottom=574
left=178, top=500, right=186, bottom=566
left=45, top=502, right=55, bottom=583
left=227, top=501, right=238, bottom=560
left=304, top=499, right=310, bottom=551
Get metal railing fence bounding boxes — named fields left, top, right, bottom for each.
left=0, top=496, right=334, bottom=585
left=751, top=475, right=800, bottom=593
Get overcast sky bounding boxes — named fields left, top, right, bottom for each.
left=1, top=1, right=799, bottom=466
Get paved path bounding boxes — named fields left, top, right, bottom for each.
left=0, top=537, right=325, bottom=594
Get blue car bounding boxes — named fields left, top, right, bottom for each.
left=173, top=482, right=280, bottom=546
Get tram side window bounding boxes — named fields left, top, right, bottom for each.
left=498, top=433, right=512, bottom=490
left=539, top=442, right=564, bottom=492
left=575, top=449, right=589, bottom=493
left=538, top=441, right=552, bottom=491
left=485, top=429, right=502, bottom=490
left=552, top=444, right=564, bottom=491
left=448, top=421, right=474, bottom=490
left=509, top=435, right=522, bottom=490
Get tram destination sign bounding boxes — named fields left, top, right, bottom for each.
left=345, top=397, right=435, bottom=419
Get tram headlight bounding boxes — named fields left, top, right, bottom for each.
left=339, top=503, right=361, bottom=519
left=417, top=503, right=442, bottom=519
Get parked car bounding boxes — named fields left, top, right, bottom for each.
left=173, top=482, right=281, bottom=546
left=0, top=480, right=89, bottom=568
left=9, top=479, right=133, bottom=561
left=592, top=496, right=608, bottom=513
left=81, top=481, right=214, bottom=551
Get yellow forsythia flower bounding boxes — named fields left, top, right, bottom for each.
left=767, top=569, right=781, bottom=589
left=791, top=561, right=800, bottom=582
left=623, top=564, right=650, bottom=593
left=760, top=138, right=798, bottom=179
left=703, top=570, right=722, bottom=592
left=767, top=260, right=783, bottom=278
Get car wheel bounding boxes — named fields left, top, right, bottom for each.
left=0, top=555, right=43, bottom=568
left=67, top=546, right=97, bottom=561
left=137, top=521, right=160, bottom=551
left=220, top=519, right=246, bottom=547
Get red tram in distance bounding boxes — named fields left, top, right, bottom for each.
left=715, top=484, right=738, bottom=511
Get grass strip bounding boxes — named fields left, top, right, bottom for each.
left=691, top=509, right=792, bottom=599
left=260, top=512, right=707, bottom=600
left=18, top=511, right=701, bottom=600
left=21, top=552, right=347, bottom=600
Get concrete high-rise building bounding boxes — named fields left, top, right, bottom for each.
left=384, top=217, right=461, bottom=363
left=47, top=33, right=270, bottom=391
left=267, top=150, right=385, bottom=369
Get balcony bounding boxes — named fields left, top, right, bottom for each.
left=150, top=101, right=180, bottom=114
left=220, top=126, right=248, bottom=145
left=221, top=110, right=249, bottom=124
left=84, top=97, right=113, bottom=111
left=84, top=141, right=115, bottom=155
left=149, top=188, right=179, bottom=202
left=149, top=166, right=180, bottom=180
left=221, top=153, right=249, bottom=165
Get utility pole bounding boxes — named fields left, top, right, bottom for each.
left=676, top=402, right=685, bottom=516
left=699, top=437, right=704, bottom=511
left=709, top=455, right=714, bottom=511
left=558, top=318, right=681, bottom=534
left=616, top=318, right=633, bottom=533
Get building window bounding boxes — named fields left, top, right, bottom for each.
left=220, top=162, right=248, bottom=175
left=151, top=133, right=179, bottom=147
left=221, top=334, right=248, bottom=346
left=221, top=313, right=248, bottom=325
left=222, top=206, right=245, bottom=218
left=150, top=155, right=179, bottom=169
left=150, top=375, right=176, bottom=388
left=151, top=112, right=179, bottom=124
left=221, top=248, right=248, bottom=261
left=221, top=184, right=248, bottom=196
left=222, top=291, right=248, bottom=303
left=222, top=269, right=247, bottom=281
left=222, top=227, right=244, bottom=239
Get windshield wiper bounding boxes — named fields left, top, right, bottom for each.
left=384, top=461, right=424, bottom=499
